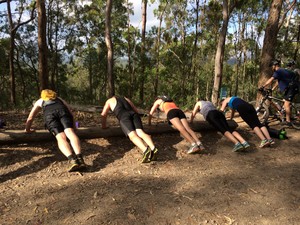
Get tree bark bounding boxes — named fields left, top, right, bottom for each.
left=211, top=0, right=230, bottom=105
left=0, top=120, right=238, bottom=144
left=258, top=0, right=283, bottom=88
left=37, top=0, right=49, bottom=90
left=105, top=0, right=114, bottom=97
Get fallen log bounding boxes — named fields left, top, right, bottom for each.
left=0, top=120, right=238, bottom=144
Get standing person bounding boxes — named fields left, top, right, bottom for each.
left=191, top=100, right=250, bottom=152
left=101, top=96, right=158, bottom=163
left=261, top=59, right=299, bottom=127
left=148, top=95, right=204, bottom=154
left=25, top=89, right=86, bottom=172
left=220, top=96, right=274, bottom=148
left=286, top=59, right=300, bottom=77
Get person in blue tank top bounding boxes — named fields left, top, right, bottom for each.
left=101, top=96, right=158, bottom=163
left=220, top=96, right=273, bottom=148
left=191, top=100, right=250, bottom=152
left=25, top=89, right=86, bottom=172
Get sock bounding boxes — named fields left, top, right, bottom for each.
left=196, top=141, right=202, bottom=146
left=67, top=155, right=75, bottom=160
left=151, top=146, right=156, bottom=151
left=76, top=153, right=83, bottom=159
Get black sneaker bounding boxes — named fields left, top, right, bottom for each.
left=281, top=121, right=292, bottom=128
left=150, top=147, right=158, bottom=161
left=142, top=147, right=151, bottom=163
left=68, top=159, right=80, bottom=172
left=77, top=157, right=87, bottom=169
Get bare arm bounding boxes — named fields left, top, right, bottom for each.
left=25, top=99, right=42, bottom=132
left=220, top=97, right=230, bottom=112
left=262, top=77, right=275, bottom=88
left=125, top=97, right=139, bottom=114
left=148, top=100, right=161, bottom=126
left=101, top=100, right=111, bottom=129
left=191, top=102, right=200, bottom=123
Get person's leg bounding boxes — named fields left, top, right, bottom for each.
left=224, top=131, right=239, bottom=144
left=260, top=126, right=271, bottom=139
left=128, top=130, right=148, bottom=152
left=55, top=132, right=74, bottom=157
left=253, top=127, right=267, bottom=140
left=180, top=118, right=201, bottom=143
left=169, top=117, right=195, bottom=144
left=232, top=131, right=247, bottom=144
left=64, top=128, right=81, bottom=155
left=284, top=100, right=291, bottom=122
left=136, top=129, right=155, bottom=150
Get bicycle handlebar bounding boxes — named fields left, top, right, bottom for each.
left=258, top=87, right=272, bottom=96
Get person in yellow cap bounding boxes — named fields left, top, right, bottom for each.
left=25, top=89, right=86, bottom=172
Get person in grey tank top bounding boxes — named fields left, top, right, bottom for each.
left=191, top=100, right=250, bottom=152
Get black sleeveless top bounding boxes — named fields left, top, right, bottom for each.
left=113, top=97, right=134, bottom=120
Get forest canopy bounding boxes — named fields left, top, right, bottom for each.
left=0, top=0, right=299, bottom=110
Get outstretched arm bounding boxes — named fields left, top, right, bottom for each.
left=148, top=100, right=161, bottom=126
left=220, top=97, right=230, bottom=112
left=262, top=77, right=275, bottom=89
left=125, top=97, right=139, bottom=114
left=101, top=100, right=111, bottom=129
left=25, top=99, right=42, bottom=132
left=191, top=102, right=200, bottom=123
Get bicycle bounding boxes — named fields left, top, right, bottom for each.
left=249, top=87, right=300, bottom=129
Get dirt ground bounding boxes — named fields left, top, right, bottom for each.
left=0, top=111, right=300, bottom=225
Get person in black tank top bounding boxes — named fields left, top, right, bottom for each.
left=25, top=89, right=86, bottom=172
left=101, top=96, right=158, bottom=163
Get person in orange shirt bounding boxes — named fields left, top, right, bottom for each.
left=148, top=95, right=204, bottom=154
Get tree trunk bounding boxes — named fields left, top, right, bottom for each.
left=7, top=0, right=16, bottom=105
left=105, top=0, right=114, bottom=97
left=258, top=0, right=283, bottom=88
left=37, top=0, right=49, bottom=91
left=0, top=120, right=238, bottom=145
left=211, top=0, right=230, bottom=105
left=139, top=0, right=147, bottom=102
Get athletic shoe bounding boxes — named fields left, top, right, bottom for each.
left=142, top=147, right=151, bottom=163
left=68, top=159, right=80, bottom=172
left=281, top=121, right=292, bottom=128
left=241, top=141, right=250, bottom=149
left=187, top=144, right=200, bottom=154
left=232, top=142, right=244, bottom=152
left=198, top=143, right=205, bottom=151
left=259, top=139, right=270, bottom=148
left=150, top=147, right=158, bottom=161
left=77, top=157, right=87, bottom=169
left=268, top=139, right=275, bottom=145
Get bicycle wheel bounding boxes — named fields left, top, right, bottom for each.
left=249, top=101, right=269, bottom=125
left=291, top=104, right=300, bottom=129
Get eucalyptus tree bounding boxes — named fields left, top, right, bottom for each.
left=258, top=0, right=296, bottom=88
left=4, top=0, right=36, bottom=105
left=37, top=0, right=48, bottom=90
left=211, top=0, right=242, bottom=105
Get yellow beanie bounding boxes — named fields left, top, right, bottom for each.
left=41, top=89, right=57, bottom=101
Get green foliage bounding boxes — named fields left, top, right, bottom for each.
left=0, top=0, right=299, bottom=110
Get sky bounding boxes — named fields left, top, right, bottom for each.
left=128, top=1, right=159, bottom=31
left=0, top=1, right=160, bottom=31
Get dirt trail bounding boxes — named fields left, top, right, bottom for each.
left=0, top=112, right=300, bottom=225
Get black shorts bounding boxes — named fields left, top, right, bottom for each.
left=44, top=108, right=74, bottom=136
left=167, top=109, right=186, bottom=121
left=119, top=112, right=143, bottom=136
left=237, top=103, right=262, bottom=129
left=206, top=110, right=232, bottom=134
left=284, top=83, right=299, bottom=101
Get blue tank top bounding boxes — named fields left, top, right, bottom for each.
left=228, top=97, right=245, bottom=110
